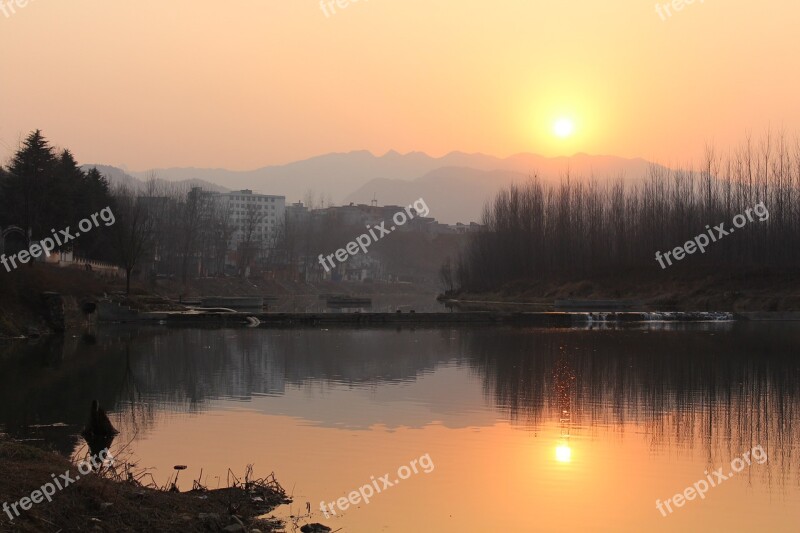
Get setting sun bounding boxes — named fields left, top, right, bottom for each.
left=553, top=118, right=575, bottom=138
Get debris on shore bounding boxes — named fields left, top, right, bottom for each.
left=0, top=439, right=328, bottom=532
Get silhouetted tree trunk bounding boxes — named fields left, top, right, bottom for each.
left=111, top=185, right=156, bottom=295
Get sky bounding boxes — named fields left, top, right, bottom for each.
left=0, top=0, right=798, bottom=171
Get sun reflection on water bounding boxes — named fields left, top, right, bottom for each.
left=555, top=442, right=572, bottom=463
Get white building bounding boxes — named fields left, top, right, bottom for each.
left=214, top=189, right=286, bottom=249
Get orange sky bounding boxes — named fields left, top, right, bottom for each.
left=0, top=0, right=797, bottom=170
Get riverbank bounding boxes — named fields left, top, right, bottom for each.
left=4, top=263, right=800, bottom=339
left=91, top=310, right=800, bottom=329
left=0, top=264, right=437, bottom=339
left=0, top=266, right=113, bottom=339
left=0, top=440, right=302, bottom=532
left=446, top=266, right=800, bottom=312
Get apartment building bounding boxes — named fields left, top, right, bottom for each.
left=214, top=189, right=286, bottom=248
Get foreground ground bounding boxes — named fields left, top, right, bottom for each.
left=0, top=441, right=300, bottom=532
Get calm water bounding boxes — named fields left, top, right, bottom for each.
left=1, top=324, right=799, bottom=532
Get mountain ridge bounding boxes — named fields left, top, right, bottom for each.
left=85, top=151, right=669, bottom=223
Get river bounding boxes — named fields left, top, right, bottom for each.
left=0, top=322, right=798, bottom=531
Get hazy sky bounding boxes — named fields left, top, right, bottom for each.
left=0, top=0, right=797, bottom=171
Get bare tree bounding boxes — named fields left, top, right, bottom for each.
left=176, top=186, right=215, bottom=283
left=208, top=201, right=234, bottom=276
left=439, top=257, right=456, bottom=293
left=455, top=131, right=800, bottom=292
left=111, top=185, right=157, bottom=294
left=237, top=203, right=265, bottom=277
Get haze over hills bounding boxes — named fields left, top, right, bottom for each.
left=345, top=167, right=527, bottom=223
left=81, top=164, right=230, bottom=194
left=85, top=151, right=669, bottom=224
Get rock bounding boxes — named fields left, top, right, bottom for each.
left=100, top=502, right=113, bottom=510
left=300, top=524, right=332, bottom=533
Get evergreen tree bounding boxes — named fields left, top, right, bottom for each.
left=1, top=132, right=115, bottom=260
left=52, top=149, right=85, bottom=229
left=80, top=167, right=115, bottom=260
left=2, top=130, right=57, bottom=245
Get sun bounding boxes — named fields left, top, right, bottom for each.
left=553, top=118, right=575, bottom=138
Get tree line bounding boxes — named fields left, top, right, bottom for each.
left=1, top=130, right=456, bottom=293
left=0, top=130, right=114, bottom=260
left=0, top=131, right=242, bottom=292
left=451, top=132, right=800, bottom=292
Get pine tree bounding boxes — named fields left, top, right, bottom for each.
left=2, top=130, right=57, bottom=246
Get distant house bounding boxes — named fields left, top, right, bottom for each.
left=448, top=222, right=483, bottom=234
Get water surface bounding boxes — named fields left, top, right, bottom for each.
left=1, top=323, right=798, bottom=532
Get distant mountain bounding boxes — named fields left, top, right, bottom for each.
left=87, top=151, right=667, bottom=223
left=82, top=165, right=141, bottom=189
left=124, top=150, right=448, bottom=202
left=82, top=165, right=229, bottom=194
left=345, top=153, right=663, bottom=223
left=345, top=167, right=526, bottom=224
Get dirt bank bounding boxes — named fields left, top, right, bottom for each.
left=0, top=440, right=301, bottom=532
